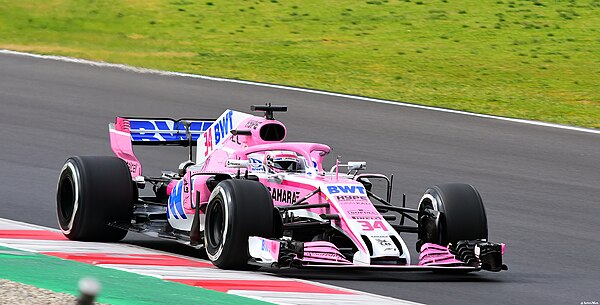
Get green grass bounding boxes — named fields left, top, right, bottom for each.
left=0, top=0, right=598, bottom=128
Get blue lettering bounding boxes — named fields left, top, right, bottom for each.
left=174, top=122, right=188, bottom=140
left=339, top=186, right=354, bottom=193
left=338, top=186, right=356, bottom=194
left=214, top=123, right=221, bottom=144
left=327, top=185, right=366, bottom=194
left=130, top=121, right=159, bottom=141
left=188, top=122, right=205, bottom=141
left=226, top=111, right=233, bottom=133
left=130, top=120, right=213, bottom=142
left=215, top=111, right=234, bottom=145
left=327, top=186, right=340, bottom=194
left=219, top=120, right=225, bottom=143
left=249, top=158, right=264, bottom=171
left=155, top=121, right=180, bottom=141
left=261, top=240, right=269, bottom=252
left=219, top=120, right=226, bottom=139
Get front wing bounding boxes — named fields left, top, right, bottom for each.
left=248, top=237, right=507, bottom=272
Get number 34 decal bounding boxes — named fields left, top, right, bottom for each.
left=357, top=220, right=388, bottom=231
left=203, top=128, right=213, bottom=157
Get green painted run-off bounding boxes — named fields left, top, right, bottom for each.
left=0, top=246, right=272, bottom=305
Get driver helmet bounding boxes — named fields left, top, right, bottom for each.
left=264, top=151, right=304, bottom=173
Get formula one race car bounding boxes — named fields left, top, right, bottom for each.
left=56, top=105, right=507, bottom=272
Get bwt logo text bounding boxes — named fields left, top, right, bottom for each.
left=327, top=185, right=366, bottom=194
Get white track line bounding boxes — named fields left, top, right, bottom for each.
left=1, top=49, right=598, bottom=136
left=100, top=265, right=288, bottom=281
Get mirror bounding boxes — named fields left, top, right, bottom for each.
left=347, top=161, right=366, bottom=171
left=226, top=159, right=250, bottom=168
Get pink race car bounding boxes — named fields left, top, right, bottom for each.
left=56, top=105, right=507, bottom=272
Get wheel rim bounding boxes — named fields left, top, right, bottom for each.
left=417, top=196, right=441, bottom=248
left=58, top=175, right=75, bottom=225
left=207, top=199, right=225, bottom=249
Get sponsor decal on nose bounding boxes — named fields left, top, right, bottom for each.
left=326, top=185, right=365, bottom=194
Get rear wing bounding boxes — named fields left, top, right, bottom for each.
left=109, top=110, right=257, bottom=177
left=115, top=117, right=215, bottom=146
left=109, top=117, right=215, bottom=177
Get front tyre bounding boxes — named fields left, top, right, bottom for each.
left=56, top=156, right=134, bottom=241
left=417, top=183, right=488, bottom=250
left=204, top=179, right=274, bottom=269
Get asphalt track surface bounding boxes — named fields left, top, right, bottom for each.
left=1, top=52, right=599, bottom=305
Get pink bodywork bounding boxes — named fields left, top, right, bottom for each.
left=301, top=241, right=352, bottom=265
left=106, top=110, right=507, bottom=270
left=109, top=117, right=142, bottom=177
left=109, top=110, right=409, bottom=266
left=418, top=243, right=463, bottom=266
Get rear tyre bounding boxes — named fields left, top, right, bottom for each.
left=417, top=183, right=488, bottom=250
left=204, top=179, right=274, bottom=269
left=56, top=156, right=134, bottom=241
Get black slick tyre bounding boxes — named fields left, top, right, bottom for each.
left=417, top=183, right=488, bottom=249
left=56, top=156, right=134, bottom=241
left=204, top=179, right=274, bottom=269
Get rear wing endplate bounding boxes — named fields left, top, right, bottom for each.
left=108, top=117, right=215, bottom=177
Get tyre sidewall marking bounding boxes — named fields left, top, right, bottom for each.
left=418, top=193, right=439, bottom=212
left=418, top=192, right=442, bottom=244
left=206, top=185, right=230, bottom=262
left=58, top=160, right=80, bottom=235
